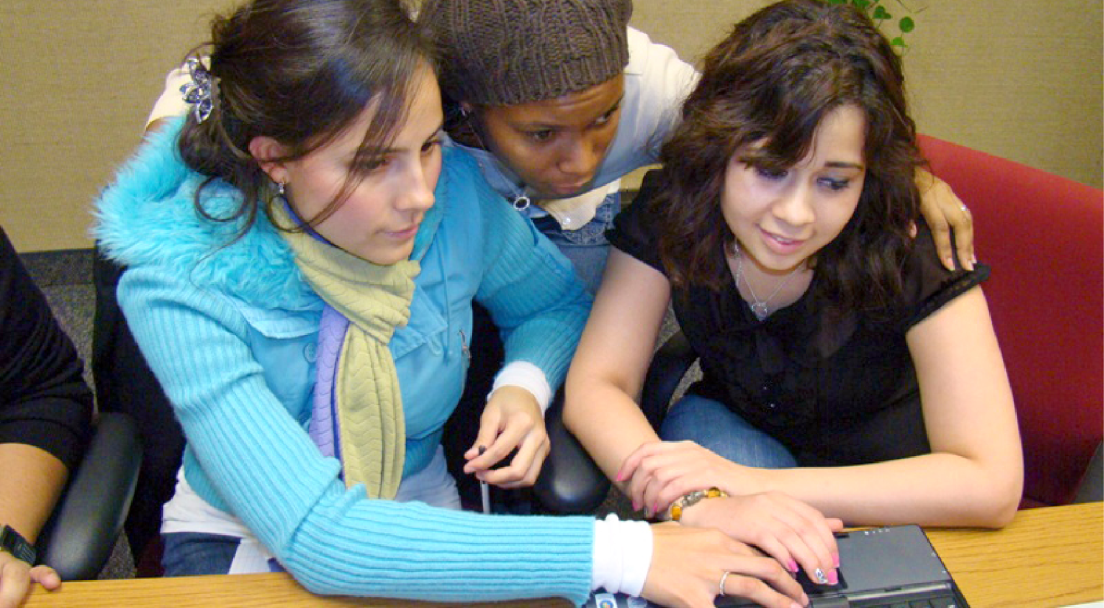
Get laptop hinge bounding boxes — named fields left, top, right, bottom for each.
left=810, top=598, right=850, bottom=608
left=846, top=582, right=956, bottom=606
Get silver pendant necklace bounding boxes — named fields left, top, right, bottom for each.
left=732, top=242, right=803, bottom=321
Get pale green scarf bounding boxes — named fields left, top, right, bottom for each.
left=274, top=204, right=419, bottom=499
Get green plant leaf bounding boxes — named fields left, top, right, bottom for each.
left=873, top=5, right=891, bottom=19
left=852, top=0, right=872, bottom=10
left=891, top=36, right=907, bottom=47
left=899, top=16, right=915, bottom=32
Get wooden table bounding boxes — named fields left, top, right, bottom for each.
left=22, top=572, right=568, bottom=608
left=24, top=502, right=1102, bottom=608
left=926, top=502, right=1102, bottom=607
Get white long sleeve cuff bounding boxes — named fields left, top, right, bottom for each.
left=591, top=514, right=653, bottom=598
left=491, top=361, right=553, bottom=413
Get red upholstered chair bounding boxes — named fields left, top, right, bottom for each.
left=919, top=135, right=1103, bottom=508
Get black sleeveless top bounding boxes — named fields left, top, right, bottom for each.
left=608, top=172, right=989, bottom=466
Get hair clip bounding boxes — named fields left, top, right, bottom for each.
left=180, top=57, right=215, bottom=124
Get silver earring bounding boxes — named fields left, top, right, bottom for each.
left=277, top=181, right=286, bottom=196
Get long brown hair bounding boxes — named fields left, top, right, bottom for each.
left=655, top=0, right=923, bottom=313
left=176, top=0, right=433, bottom=239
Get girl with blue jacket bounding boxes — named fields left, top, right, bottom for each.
left=93, top=0, right=814, bottom=606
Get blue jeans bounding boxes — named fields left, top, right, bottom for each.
left=532, top=192, right=620, bottom=295
left=162, top=532, right=239, bottom=576
left=660, top=394, right=797, bottom=468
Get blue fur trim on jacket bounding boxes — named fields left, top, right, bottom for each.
left=93, top=119, right=315, bottom=311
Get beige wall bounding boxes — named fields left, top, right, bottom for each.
left=3, top=0, right=1101, bottom=252
left=2, top=1, right=232, bottom=252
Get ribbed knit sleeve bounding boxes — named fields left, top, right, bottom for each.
left=117, top=266, right=594, bottom=604
left=466, top=157, right=593, bottom=390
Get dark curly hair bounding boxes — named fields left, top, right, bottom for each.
left=175, top=0, right=434, bottom=239
left=655, top=0, right=923, bottom=314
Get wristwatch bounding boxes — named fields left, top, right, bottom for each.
left=0, top=524, right=36, bottom=565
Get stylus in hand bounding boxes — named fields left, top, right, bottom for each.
left=479, top=446, right=491, bottom=514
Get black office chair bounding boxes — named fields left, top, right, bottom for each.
left=535, top=331, right=696, bottom=514
left=91, top=248, right=184, bottom=576
left=36, top=411, right=142, bottom=580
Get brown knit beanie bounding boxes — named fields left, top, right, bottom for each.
left=420, top=0, right=633, bottom=106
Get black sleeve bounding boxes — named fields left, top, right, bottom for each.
left=0, top=227, right=93, bottom=470
left=901, top=220, right=991, bottom=331
left=606, top=168, right=668, bottom=274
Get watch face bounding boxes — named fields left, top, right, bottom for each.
left=0, top=525, right=36, bottom=564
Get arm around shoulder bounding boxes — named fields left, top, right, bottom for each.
left=623, top=27, right=700, bottom=160
left=145, top=63, right=193, bottom=131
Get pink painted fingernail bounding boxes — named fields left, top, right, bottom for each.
left=828, top=570, right=839, bottom=585
left=632, top=500, right=641, bottom=511
left=787, top=560, right=799, bottom=573
left=833, top=554, right=840, bottom=568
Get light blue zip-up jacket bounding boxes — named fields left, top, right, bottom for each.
left=93, top=120, right=595, bottom=604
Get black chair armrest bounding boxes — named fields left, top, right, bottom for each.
left=535, top=330, right=699, bottom=515
left=640, top=330, right=697, bottom=431
left=1073, top=441, right=1103, bottom=504
left=534, top=390, right=611, bottom=514
left=39, top=412, right=142, bottom=580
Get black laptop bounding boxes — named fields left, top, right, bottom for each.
left=587, top=525, right=969, bottom=608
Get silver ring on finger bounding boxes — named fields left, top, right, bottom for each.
left=960, top=204, right=970, bottom=214
left=719, top=570, right=732, bottom=597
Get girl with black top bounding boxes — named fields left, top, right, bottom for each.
left=565, top=0, right=1023, bottom=553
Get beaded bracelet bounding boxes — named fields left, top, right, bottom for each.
left=668, top=487, right=728, bottom=522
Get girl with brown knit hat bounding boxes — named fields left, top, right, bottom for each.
left=420, top=0, right=695, bottom=293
